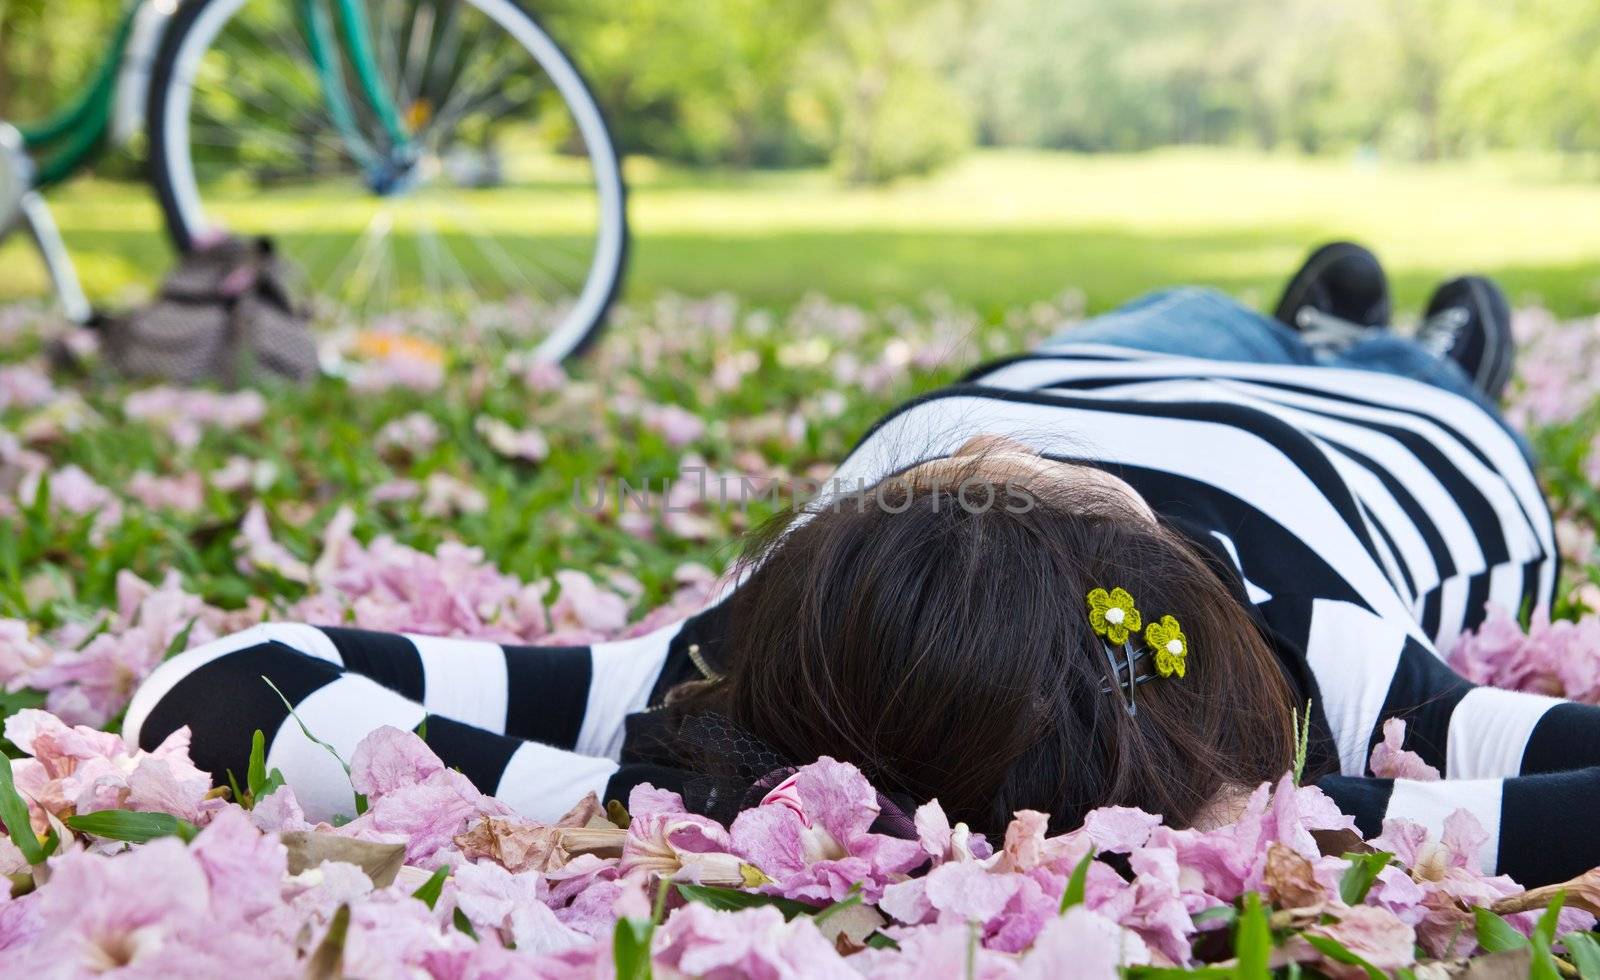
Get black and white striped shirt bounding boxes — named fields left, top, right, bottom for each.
left=127, top=342, right=1600, bottom=887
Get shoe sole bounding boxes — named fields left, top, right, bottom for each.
left=1460, top=277, right=1515, bottom=400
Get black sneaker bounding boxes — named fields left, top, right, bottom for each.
left=1273, top=242, right=1391, bottom=349
left=1415, top=276, right=1515, bottom=400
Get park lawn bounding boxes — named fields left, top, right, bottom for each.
left=5, top=152, right=1600, bottom=977
left=5, top=147, right=1600, bottom=318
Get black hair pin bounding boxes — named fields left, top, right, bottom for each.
left=1100, top=640, right=1157, bottom=716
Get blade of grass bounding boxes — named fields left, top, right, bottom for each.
left=411, top=866, right=450, bottom=909
left=262, top=675, right=361, bottom=814
left=1338, top=851, right=1393, bottom=905
left=262, top=676, right=352, bottom=775
left=1291, top=700, right=1312, bottom=785
left=66, top=809, right=198, bottom=844
left=1060, top=848, right=1095, bottom=912
left=0, top=752, right=46, bottom=864
left=1564, top=931, right=1600, bottom=980
left=1474, top=906, right=1531, bottom=952
left=1235, top=891, right=1271, bottom=979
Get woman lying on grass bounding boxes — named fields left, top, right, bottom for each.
left=125, top=242, right=1592, bottom=888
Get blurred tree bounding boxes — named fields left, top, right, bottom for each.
left=962, top=0, right=1150, bottom=151
left=957, top=0, right=1600, bottom=166
left=6, top=0, right=1600, bottom=179
left=0, top=0, right=119, bottom=121
left=1371, top=0, right=1459, bottom=160
left=804, top=0, right=973, bottom=184
left=1447, top=0, right=1600, bottom=163
left=542, top=0, right=833, bottom=167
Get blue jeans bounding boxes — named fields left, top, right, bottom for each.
left=1046, top=287, right=1530, bottom=458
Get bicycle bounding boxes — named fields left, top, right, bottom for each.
left=0, top=0, right=627, bottom=363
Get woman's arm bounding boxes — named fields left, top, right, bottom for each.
left=1269, top=591, right=1600, bottom=887
left=1261, top=594, right=1600, bottom=781
left=1319, top=769, right=1600, bottom=887
left=122, top=621, right=685, bottom=821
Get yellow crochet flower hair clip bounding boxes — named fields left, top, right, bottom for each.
left=1086, top=587, right=1188, bottom=715
left=1086, top=586, right=1141, bottom=645
left=1144, top=615, right=1188, bottom=679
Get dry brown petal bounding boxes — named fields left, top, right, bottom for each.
left=1412, top=841, right=1452, bottom=883
left=1491, top=866, right=1600, bottom=917
left=555, top=792, right=606, bottom=829
left=558, top=826, right=627, bottom=858
left=1312, top=827, right=1375, bottom=858
left=1264, top=842, right=1326, bottom=911
left=1269, top=908, right=1326, bottom=932
left=454, top=817, right=569, bottom=873
left=280, top=831, right=406, bottom=887
left=1448, top=948, right=1533, bottom=979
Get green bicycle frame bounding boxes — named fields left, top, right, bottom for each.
left=18, top=0, right=410, bottom=191
left=17, top=7, right=138, bottom=188
left=297, top=0, right=413, bottom=171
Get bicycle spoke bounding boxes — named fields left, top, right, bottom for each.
left=518, top=237, right=592, bottom=292
left=439, top=194, right=561, bottom=301
left=531, top=229, right=597, bottom=282
left=419, top=5, right=471, bottom=111
left=399, top=1, right=435, bottom=112
left=497, top=203, right=593, bottom=285
left=421, top=205, right=486, bottom=308
left=289, top=228, right=354, bottom=298
left=415, top=211, right=448, bottom=310
left=185, top=61, right=318, bottom=141
left=364, top=223, right=397, bottom=323
left=284, top=1, right=389, bottom=159
left=426, top=49, right=526, bottom=133
left=318, top=208, right=391, bottom=306
left=352, top=222, right=391, bottom=323
left=198, top=84, right=332, bottom=146
left=444, top=88, right=536, bottom=138
left=372, top=0, right=409, bottom=112
left=418, top=45, right=527, bottom=149
left=159, top=0, right=625, bottom=357
left=225, top=16, right=342, bottom=129
left=187, top=122, right=342, bottom=158
left=187, top=118, right=350, bottom=187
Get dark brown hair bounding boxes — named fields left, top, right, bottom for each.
left=692, top=456, right=1298, bottom=837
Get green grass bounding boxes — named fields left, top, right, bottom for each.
left=5, top=144, right=1600, bottom=784
left=8, top=148, right=1600, bottom=317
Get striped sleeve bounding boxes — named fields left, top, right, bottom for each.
left=122, top=621, right=684, bottom=823
left=1318, top=770, right=1600, bottom=887
left=1267, top=591, right=1600, bottom=777
left=1255, top=595, right=1450, bottom=777
left=1288, top=596, right=1600, bottom=887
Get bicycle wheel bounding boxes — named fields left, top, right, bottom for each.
left=146, top=0, right=625, bottom=363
